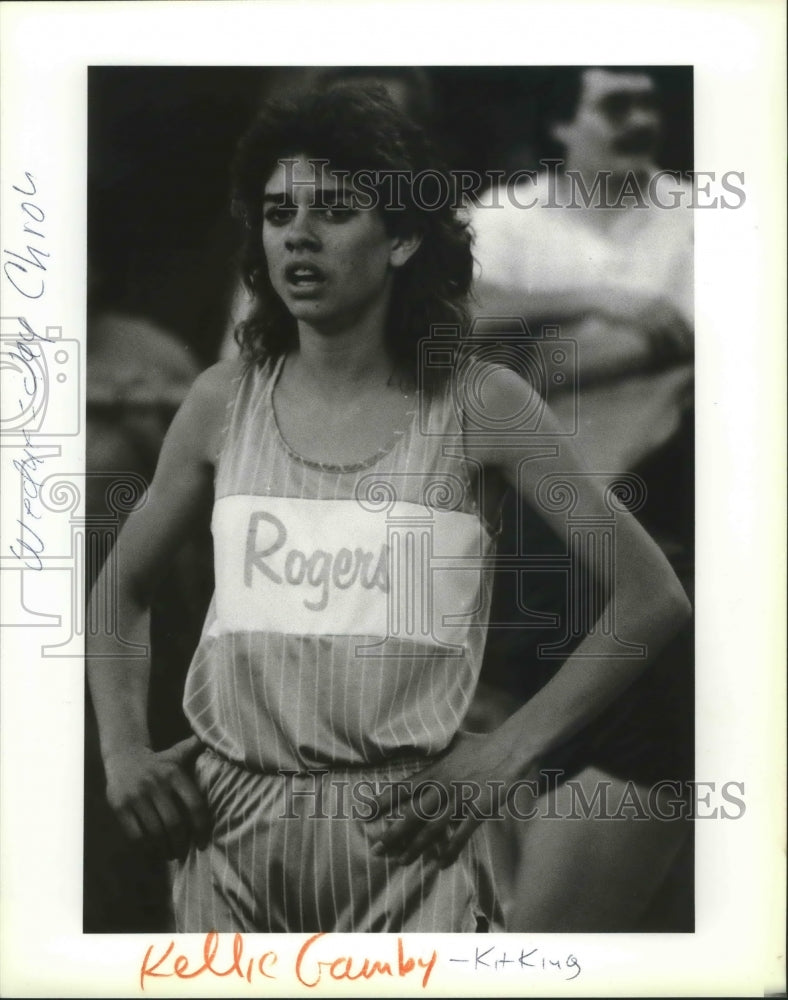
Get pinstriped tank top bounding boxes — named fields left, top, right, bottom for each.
left=183, top=355, right=497, bottom=772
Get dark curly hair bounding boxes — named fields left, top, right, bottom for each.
left=230, top=84, right=473, bottom=381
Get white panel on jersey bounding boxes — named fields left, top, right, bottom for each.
left=211, top=495, right=487, bottom=646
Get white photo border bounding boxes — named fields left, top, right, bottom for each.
left=1, top=0, right=785, bottom=996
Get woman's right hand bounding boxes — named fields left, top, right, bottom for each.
left=104, top=735, right=211, bottom=860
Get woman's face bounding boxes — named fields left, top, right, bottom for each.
left=262, top=155, right=411, bottom=336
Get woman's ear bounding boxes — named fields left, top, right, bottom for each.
left=389, top=231, right=423, bottom=269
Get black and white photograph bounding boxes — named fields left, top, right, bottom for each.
left=84, top=63, right=696, bottom=937
left=0, top=2, right=784, bottom=996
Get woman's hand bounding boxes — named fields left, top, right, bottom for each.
left=104, top=735, right=211, bottom=860
left=369, top=731, right=538, bottom=867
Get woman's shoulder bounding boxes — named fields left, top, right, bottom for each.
left=191, top=357, right=247, bottom=402
left=172, top=358, right=248, bottom=463
left=454, top=358, right=540, bottom=414
left=187, top=356, right=253, bottom=417
left=451, top=358, right=567, bottom=444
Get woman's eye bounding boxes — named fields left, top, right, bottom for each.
left=263, top=206, right=294, bottom=225
left=319, top=205, right=354, bottom=221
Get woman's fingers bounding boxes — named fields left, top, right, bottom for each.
left=395, top=813, right=453, bottom=865
left=377, top=809, right=483, bottom=867
left=369, top=733, right=522, bottom=866
left=126, top=795, right=170, bottom=854
left=148, top=786, right=192, bottom=859
left=106, top=741, right=210, bottom=858
left=372, top=769, right=481, bottom=863
left=161, top=737, right=210, bottom=848
left=164, top=735, right=203, bottom=766
left=438, top=817, right=481, bottom=867
left=116, top=804, right=145, bottom=844
left=168, top=769, right=212, bottom=849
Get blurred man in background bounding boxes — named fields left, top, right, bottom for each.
left=471, top=66, right=693, bottom=475
left=470, top=67, right=695, bottom=931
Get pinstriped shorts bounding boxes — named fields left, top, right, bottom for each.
left=172, top=747, right=503, bottom=933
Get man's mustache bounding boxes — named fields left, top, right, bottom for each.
left=613, top=128, right=659, bottom=154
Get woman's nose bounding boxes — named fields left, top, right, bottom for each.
left=285, top=208, right=321, bottom=251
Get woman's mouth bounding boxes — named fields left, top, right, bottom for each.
left=284, top=262, right=326, bottom=289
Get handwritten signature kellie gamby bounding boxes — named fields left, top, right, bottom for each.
left=141, top=932, right=438, bottom=989
left=140, top=932, right=583, bottom=990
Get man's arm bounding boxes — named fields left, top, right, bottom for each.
left=473, top=281, right=693, bottom=384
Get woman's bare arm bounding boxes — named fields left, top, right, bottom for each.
left=475, top=366, right=690, bottom=750
left=86, top=359, right=240, bottom=857
left=374, top=364, right=691, bottom=863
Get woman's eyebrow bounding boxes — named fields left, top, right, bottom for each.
left=263, top=185, right=353, bottom=206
